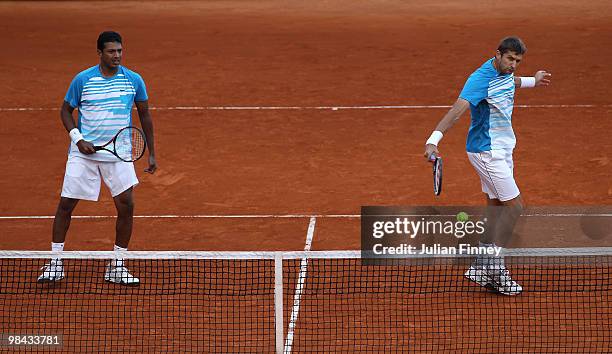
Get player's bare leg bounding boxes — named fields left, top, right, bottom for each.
left=38, top=198, right=79, bottom=283
left=482, top=195, right=503, bottom=244
left=114, top=187, right=134, bottom=249
left=496, top=195, right=523, bottom=246
left=465, top=194, right=523, bottom=295
left=105, top=187, right=139, bottom=286
left=52, top=197, right=80, bottom=243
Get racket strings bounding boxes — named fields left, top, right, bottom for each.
left=130, top=130, right=146, bottom=160
left=115, top=128, right=146, bottom=162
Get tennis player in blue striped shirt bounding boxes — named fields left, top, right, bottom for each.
left=424, top=37, right=551, bottom=295
left=38, top=31, right=157, bottom=286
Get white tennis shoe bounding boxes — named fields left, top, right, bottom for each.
left=104, top=264, right=140, bottom=286
left=37, top=259, right=65, bottom=283
left=465, top=262, right=522, bottom=296
left=464, top=264, right=496, bottom=291
left=488, top=266, right=523, bottom=295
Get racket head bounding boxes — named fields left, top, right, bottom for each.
left=432, top=156, right=443, bottom=196
left=113, top=126, right=147, bottom=162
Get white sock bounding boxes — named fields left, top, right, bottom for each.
left=51, top=242, right=64, bottom=262
left=52, top=242, right=64, bottom=252
left=113, top=245, right=127, bottom=267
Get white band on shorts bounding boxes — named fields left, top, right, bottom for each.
left=69, top=128, right=84, bottom=144
left=426, top=131, right=443, bottom=146
left=519, top=77, right=536, bottom=88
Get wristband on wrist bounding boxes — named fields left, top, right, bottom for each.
left=519, top=77, right=536, bottom=88
left=69, top=128, right=84, bottom=144
left=426, top=131, right=443, bottom=146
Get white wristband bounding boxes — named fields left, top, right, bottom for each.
left=69, top=128, right=84, bottom=144
left=426, top=131, right=443, bottom=146
left=520, top=77, right=536, bottom=88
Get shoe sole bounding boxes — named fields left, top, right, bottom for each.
left=491, top=284, right=522, bottom=296
left=466, top=275, right=522, bottom=296
left=104, top=278, right=140, bottom=287
left=37, top=276, right=64, bottom=284
left=464, top=274, right=499, bottom=293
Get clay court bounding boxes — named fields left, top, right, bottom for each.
left=0, top=0, right=610, bottom=352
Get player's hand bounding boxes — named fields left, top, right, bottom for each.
left=534, top=70, right=552, bottom=87
left=424, top=144, right=439, bottom=161
left=76, top=140, right=96, bottom=154
left=145, top=155, right=157, bottom=174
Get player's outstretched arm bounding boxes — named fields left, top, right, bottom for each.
left=515, top=71, right=552, bottom=88
left=135, top=100, right=157, bottom=174
left=423, top=98, right=470, bottom=160
left=534, top=70, right=552, bottom=86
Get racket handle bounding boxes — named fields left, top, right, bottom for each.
left=94, top=146, right=103, bottom=151
left=428, top=153, right=439, bottom=162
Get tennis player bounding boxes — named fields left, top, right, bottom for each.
left=423, top=37, right=551, bottom=295
left=38, top=31, right=157, bottom=286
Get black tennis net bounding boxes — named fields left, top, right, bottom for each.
left=0, top=249, right=610, bottom=353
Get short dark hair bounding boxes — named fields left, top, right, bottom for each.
left=497, top=36, right=527, bottom=55
left=97, top=31, right=122, bottom=51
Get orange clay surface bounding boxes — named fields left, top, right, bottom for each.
left=0, top=2, right=611, bottom=353
left=0, top=0, right=610, bottom=250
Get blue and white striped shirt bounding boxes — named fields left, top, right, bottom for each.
left=460, top=58, right=516, bottom=153
left=64, top=65, right=148, bottom=161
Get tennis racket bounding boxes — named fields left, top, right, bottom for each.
left=94, top=126, right=147, bottom=162
left=429, top=154, right=443, bottom=196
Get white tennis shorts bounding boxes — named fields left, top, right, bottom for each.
left=61, top=155, right=139, bottom=201
left=467, top=148, right=520, bottom=202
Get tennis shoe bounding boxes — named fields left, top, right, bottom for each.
left=37, top=260, right=65, bottom=283
left=464, top=264, right=496, bottom=291
left=488, top=266, right=523, bottom=296
left=104, top=264, right=140, bottom=286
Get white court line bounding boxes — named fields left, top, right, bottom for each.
left=0, top=214, right=358, bottom=220
left=0, top=213, right=610, bottom=221
left=152, top=104, right=612, bottom=110
left=284, top=216, right=316, bottom=354
left=0, top=104, right=610, bottom=112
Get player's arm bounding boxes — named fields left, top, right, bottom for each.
left=61, top=101, right=95, bottom=154
left=135, top=100, right=157, bottom=174
left=423, top=98, right=470, bottom=160
left=514, top=70, right=552, bottom=88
